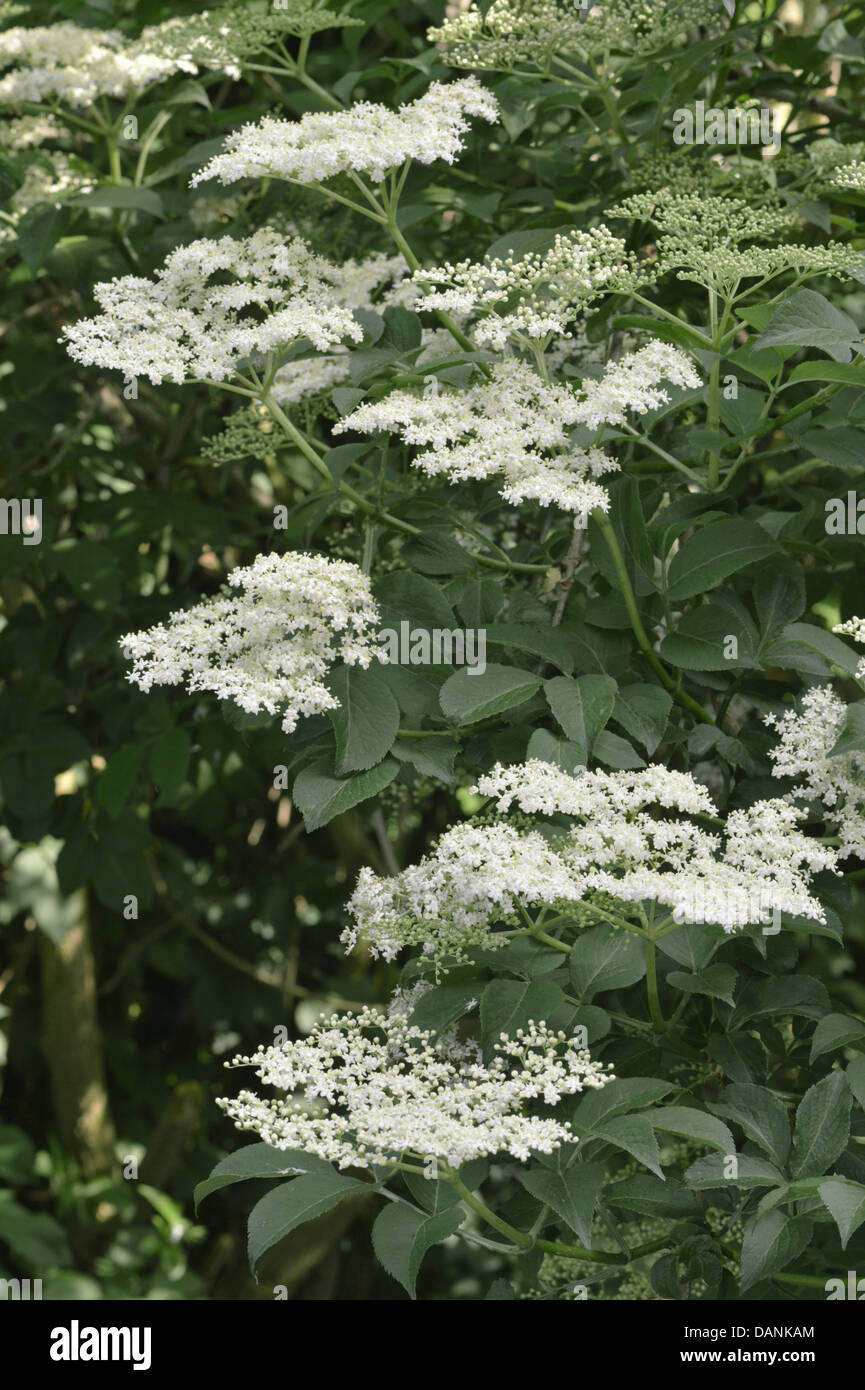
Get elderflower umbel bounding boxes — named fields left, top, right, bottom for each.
left=190, top=77, right=498, bottom=189
left=345, top=759, right=836, bottom=962
left=413, top=228, right=638, bottom=349
left=608, top=191, right=863, bottom=290
left=344, top=822, right=587, bottom=960
left=0, top=6, right=356, bottom=107
left=765, top=685, right=865, bottom=861
left=270, top=251, right=413, bottom=407
left=219, top=1000, right=613, bottom=1169
left=63, top=230, right=362, bottom=386
left=430, top=0, right=724, bottom=73
left=120, top=552, right=381, bottom=734
left=334, top=346, right=697, bottom=516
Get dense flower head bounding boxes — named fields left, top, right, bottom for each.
left=120, top=552, right=381, bottom=734
left=62, top=229, right=362, bottom=386
left=766, top=684, right=865, bottom=861
left=219, top=997, right=613, bottom=1168
left=0, top=6, right=356, bottom=106
left=344, top=759, right=836, bottom=962
left=430, top=0, right=724, bottom=72
left=335, top=346, right=697, bottom=515
left=190, top=77, right=499, bottom=189
left=413, top=228, right=637, bottom=348
left=270, top=251, right=413, bottom=407
left=344, top=822, right=587, bottom=961
left=608, top=190, right=863, bottom=288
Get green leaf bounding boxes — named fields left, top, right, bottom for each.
left=94, top=745, right=145, bottom=820
left=526, top=729, right=586, bottom=772
left=486, top=624, right=575, bottom=674
left=401, top=533, right=475, bottom=575
left=791, top=1072, right=851, bottom=1178
left=247, top=1173, right=372, bottom=1271
left=544, top=674, right=617, bottom=753
left=829, top=704, right=865, bottom=758
left=480, top=978, right=565, bottom=1052
left=573, top=1077, right=673, bottom=1133
left=605, top=1174, right=698, bottom=1218
left=667, top=964, right=737, bottom=1005
left=651, top=1106, right=735, bottom=1154
left=408, top=979, right=479, bottom=1034
left=589, top=1114, right=664, bottom=1178
left=756, top=289, right=862, bottom=363
left=612, top=684, right=672, bottom=755
left=787, top=360, right=865, bottom=386
left=810, top=1012, right=865, bottom=1062
left=15, top=203, right=68, bottom=270
left=149, top=728, right=191, bottom=805
left=293, top=758, right=399, bottom=832
left=374, top=571, right=455, bottom=632
left=847, top=1055, right=865, bottom=1110
left=729, top=974, right=830, bottom=1028
left=818, top=1179, right=865, bottom=1249
left=740, top=1211, right=813, bottom=1291
left=665, top=520, right=776, bottom=601
left=194, top=1144, right=333, bottom=1211
left=391, top=739, right=457, bottom=784
left=592, top=729, right=645, bottom=769
left=765, top=622, right=862, bottom=679
left=708, top=1083, right=791, bottom=1167
left=660, top=605, right=759, bottom=670
left=329, top=667, right=400, bottom=774
left=371, top=1202, right=463, bottom=1298
left=569, top=924, right=646, bottom=1000
left=440, top=664, right=540, bottom=725
left=708, top=1031, right=767, bottom=1084
left=684, top=1153, right=784, bottom=1190
left=519, top=1163, right=605, bottom=1247
left=66, top=185, right=164, bottom=218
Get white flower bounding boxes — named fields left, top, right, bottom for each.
left=344, top=822, right=587, bottom=960
left=63, top=230, right=362, bottom=386
left=413, top=228, right=636, bottom=348
left=190, top=77, right=499, bottom=188
left=335, top=347, right=697, bottom=516
left=0, top=7, right=356, bottom=107
left=120, top=551, right=381, bottom=734
left=270, top=251, right=413, bottom=406
left=766, top=684, right=865, bottom=860
left=344, top=759, right=836, bottom=961
left=219, top=1004, right=613, bottom=1169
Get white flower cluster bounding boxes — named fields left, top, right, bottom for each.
left=335, top=346, right=696, bottom=515
left=609, top=190, right=864, bottom=289
left=430, top=0, right=722, bottom=72
left=0, top=6, right=355, bottom=107
left=0, top=113, right=68, bottom=149
left=0, top=22, right=190, bottom=107
left=271, top=251, right=413, bottom=406
left=120, top=551, right=381, bottom=734
left=345, top=759, right=836, bottom=960
left=63, top=230, right=362, bottom=386
left=413, top=228, right=635, bottom=348
left=190, top=77, right=499, bottom=189
left=830, top=161, right=865, bottom=193
left=344, top=822, right=587, bottom=960
left=834, top=615, right=865, bottom=678
left=766, top=685, right=865, bottom=861
left=480, top=760, right=836, bottom=930
left=219, top=1001, right=613, bottom=1169
left=0, top=150, right=95, bottom=246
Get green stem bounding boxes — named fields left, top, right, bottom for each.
left=591, top=510, right=714, bottom=725
left=645, top=937, right=667, bottom=1033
